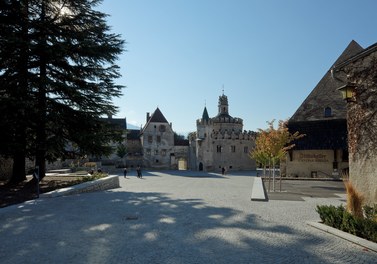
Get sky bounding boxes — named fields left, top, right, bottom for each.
left=97, top=0, right=377, bottom=135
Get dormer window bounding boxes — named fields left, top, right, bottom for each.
left=324, top=107, right=332, bottom=117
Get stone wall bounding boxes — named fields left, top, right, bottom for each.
left=342, top=50, right=377, bottom=205
left=41, top=175, right=120, bottom=198
left=285, top=149, right=348, bottom=178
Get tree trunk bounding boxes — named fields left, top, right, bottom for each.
left=35, top=1, right=47, bottom=180
left=10, top=152, right=26, bottom=183
left=272, top=159, right=275, bottom=192
left=10, top=0, right=29, bottom=183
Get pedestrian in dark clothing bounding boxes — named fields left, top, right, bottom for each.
left=123, top=167, right=128, bottom=178
left=136, top=165, right=142, bottom=178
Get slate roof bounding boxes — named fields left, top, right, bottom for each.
left=127, top=129, right=141, bottom=140
left=148, top=107, right=169, bottom=123
left=100, top=117, right=127, bottom=130
left=202, top=107, right=210, bottom=121
left=334, top=41, right=377, bottom=70
left=141, top=107, right=170, bottom=135
left=289, top=40, right=364, bottom=122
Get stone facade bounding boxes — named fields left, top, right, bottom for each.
left=192, top=94, right=256, bottom=172
left=333, top=42, right=377, bottom=205
left=140, top=108, right=189, bottom=170
left=286, top=149, right=348, bottom=178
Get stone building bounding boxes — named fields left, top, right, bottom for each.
left=191, top=93, right=256, bottom=172
left=286, top=40, right=363, bottom=178
left=332, top=41, right=377, bottom=205
left=140, top=107, right=189, bottom=170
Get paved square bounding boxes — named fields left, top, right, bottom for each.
left=0, top=170, right=375, bottom=263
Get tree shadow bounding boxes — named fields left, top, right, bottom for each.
left=0, top=188, right=363, bottom=263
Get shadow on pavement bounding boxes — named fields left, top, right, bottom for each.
left=0, top=190, right=331, bottom=263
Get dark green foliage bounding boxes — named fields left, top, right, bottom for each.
left=316, top=204, right=377, bottom=243
left=116, top=144, right=127, bottom=159
left=363, top=204, right=377, bottom=220
left=316, top=205, right=344, bottom=229
left=340, top=210, right=361, bottom=236
left=0, top=0, right=125, bottom=182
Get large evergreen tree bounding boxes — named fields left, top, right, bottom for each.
left=0, top=0, right=33, bottom=183
left=0, top=0, right=125, bottom=182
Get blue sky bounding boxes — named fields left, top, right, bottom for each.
left=97, top=0, right=377, bottom=134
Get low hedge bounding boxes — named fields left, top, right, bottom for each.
left=316, top=204, right=377, bottom=243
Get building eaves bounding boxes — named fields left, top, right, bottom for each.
left=333, top=41, right=377, bottom=70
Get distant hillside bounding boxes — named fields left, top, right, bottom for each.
left=127, top=123, right=140, bottom=130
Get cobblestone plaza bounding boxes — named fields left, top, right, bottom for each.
left=0, top=171, right=375, bottom=263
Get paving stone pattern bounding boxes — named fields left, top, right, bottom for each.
left=0, top=170, right=375, bottom=264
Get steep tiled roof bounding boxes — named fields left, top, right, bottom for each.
left=334, top=41, right=377, bottom=70
left=141, top=107, right=170, bottom=135
left=149, top=107, right=169, bottom=123
left=290, top=40, right=364, bottom=122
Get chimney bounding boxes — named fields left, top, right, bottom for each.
left=146, top=112, right=150, bottom=122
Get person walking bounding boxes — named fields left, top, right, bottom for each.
left=136, top=165, right=142, bottom=179
left=123, top=167, right=128, bottom=178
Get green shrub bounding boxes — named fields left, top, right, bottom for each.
left=316, top=205, right=344, bottom=229
left=340, top=210, right=360, bottom=236
left=363, top=204, right=377, bottom=221
left=316, top=204, right=377, bottom=243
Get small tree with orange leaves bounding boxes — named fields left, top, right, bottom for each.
left=251, top=120, right=305, bottom=191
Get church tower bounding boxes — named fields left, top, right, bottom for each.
left=194, top=92, right=256, bottom=172
left=218, top=94, right=229, bottom=116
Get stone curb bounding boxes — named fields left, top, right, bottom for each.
left=251, top=177, right=268, bottom=201
left=307, top=221, right=377, bottom=253
left=261, top=177, right=343, bottom=181
left=40, top=175, right=120, bottom=198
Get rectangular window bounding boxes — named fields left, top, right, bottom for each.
left=146, top=149, right=151, bottom=155
left=148, top=135, right=153, bottom=143
left=161, top=149, right=166, bottom=156
left=231, top=146, right=236, bottom=152
left=154, top=150, right=159, bottom=155
left=157, top=135, right=161, bottom=143
left=244, top=146, right=249, bottom=154
left=217, top=145, right=222, bottom=153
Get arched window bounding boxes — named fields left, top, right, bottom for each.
left=324, top=107, right=332, bottom=117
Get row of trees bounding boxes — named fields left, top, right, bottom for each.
left=251, top=120, right=304, bottom=191
left=0, top=0, right=125, bottom=183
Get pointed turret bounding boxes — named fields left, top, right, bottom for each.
left=202, top=106, right=210, bottom=122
